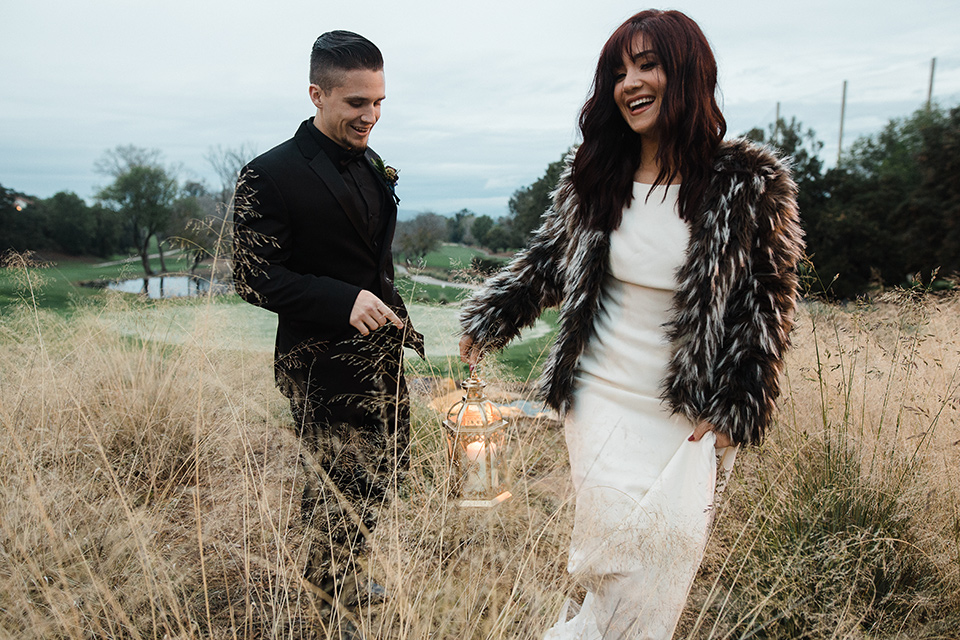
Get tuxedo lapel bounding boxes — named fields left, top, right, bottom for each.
left=364, top=150, right=399, bottom=266
left=378, top=192, right=398, bottom=266
left=306, top=152, right=376, bottom=253
left=294, top=122, right=375, bottom=253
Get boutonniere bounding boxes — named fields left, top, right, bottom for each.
left=372, top=157, right=400, bottom=204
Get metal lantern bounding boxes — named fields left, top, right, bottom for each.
left=443, top=374, right=512, bottom=508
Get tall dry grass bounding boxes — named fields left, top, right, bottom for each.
left=683, top=289, right=960, bottom=639
left=1, top=256, right=958, bottom=639
left=0, top=255, right=574, bottom=640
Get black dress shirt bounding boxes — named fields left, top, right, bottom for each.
left=306, top=123, right=386, bottom=249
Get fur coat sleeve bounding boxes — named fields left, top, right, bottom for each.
left=458, top=159, right=576, bottom=352
left=662, top=140, right=803, bottom=445
left=461, top=140, right=804, bottom=446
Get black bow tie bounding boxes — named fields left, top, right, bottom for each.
left=339, top=149, right=366, bottom=168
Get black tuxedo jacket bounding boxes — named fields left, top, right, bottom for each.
left=233, top=119, right=423, bottom=399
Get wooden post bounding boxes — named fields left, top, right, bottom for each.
left=838, top=80, right=847, bottom=165
left=774, top=101, right=780, bottom=145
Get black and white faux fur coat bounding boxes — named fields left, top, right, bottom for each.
left=460, top=139, right=804, bottom=446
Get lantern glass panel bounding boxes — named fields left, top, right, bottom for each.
left=443, top=376, right=512, bottom=507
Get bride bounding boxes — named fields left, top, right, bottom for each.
left=459, top=9, right=803, bottom=639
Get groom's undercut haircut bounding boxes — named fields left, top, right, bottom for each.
left=310, top=30, right=383, bottom=93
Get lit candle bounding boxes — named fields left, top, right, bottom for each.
left=465, top=441, right=484, bottom=461
left=464, top=441, right=486, bottom=495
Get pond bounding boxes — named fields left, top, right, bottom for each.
left=106, top=275, right=228, bottom=299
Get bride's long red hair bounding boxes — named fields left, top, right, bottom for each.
left=573, top=10, right=726, bottom=231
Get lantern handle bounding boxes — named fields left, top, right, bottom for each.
left=465, top=364, right=486, bottom=387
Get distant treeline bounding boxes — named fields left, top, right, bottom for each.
left=749, top=103, right=960, bottom=298
left=6, top=104, right=958, bottom=298
left=1, top=188, right=127, bottom=259
left=1, top=145, right=245, bottom=276
left=392, top=159, right=566, bottom=262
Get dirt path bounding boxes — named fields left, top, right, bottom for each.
left=94, top=249, right=186, bottom=268
left=394, top=264, right=481, bottom=291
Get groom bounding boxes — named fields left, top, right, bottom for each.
left=232, top=30, right=423, bottom=636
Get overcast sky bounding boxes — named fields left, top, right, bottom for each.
left=3, top=0, right=959, bottom=219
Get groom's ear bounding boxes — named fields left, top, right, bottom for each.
left=308, top=84, right=325, bottom=110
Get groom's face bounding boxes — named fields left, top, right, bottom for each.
left=310, top=68, right=385, bottom=152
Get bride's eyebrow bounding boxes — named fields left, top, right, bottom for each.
left=630, top=49, right=656, bottom=62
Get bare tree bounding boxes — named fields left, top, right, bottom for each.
left=205, top=143, right=257, bottom=206
left=95, top=146, right=178, bottom=276
left=393, top=211, right=447, bottom=264
left=93, top=145, right=165, bottom=179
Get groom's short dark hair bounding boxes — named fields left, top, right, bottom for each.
left=310, top=31, right=383, bottom=92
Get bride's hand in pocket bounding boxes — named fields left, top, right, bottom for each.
left=689, top=420, right=734, bottom=449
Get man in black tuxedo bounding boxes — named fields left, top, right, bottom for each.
left=232, top=30, right=423, bottom=636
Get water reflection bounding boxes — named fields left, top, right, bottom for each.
left=106, top=275, right=226, bottom=299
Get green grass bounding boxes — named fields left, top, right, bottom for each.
left=403, top=244, right=507, bottom=281
left=395, top=277, right=471, bottom=305
left=2, top=250, right=556, bottom=385
left=418, top=244, right=492, bottom=272
left=497, top=309, right=559, bottom=382
left=0, top=252, right=202, bottom=314
left=0, top=255, right=556, bottom=383
left=0, top=245, right=498, bottom=315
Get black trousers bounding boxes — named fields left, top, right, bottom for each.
left=286, top=332, right=410, bottom=610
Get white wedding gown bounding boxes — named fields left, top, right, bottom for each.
left=544, top=183, right=735, bottom=640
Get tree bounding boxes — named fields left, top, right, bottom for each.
left=471, top=214, right=495, bottom=248
left=885, top=105, right=960, bottom=283
left=393, top=211, right=447, bottom=264
left=94, top=145, right=164, bottom=178
left=743, top=116, right=897, bottom=297
left=483, top=224, right=514, bottom=253
left=87, top=203, right=127, bottom=258
left=918, top=105, right=960, bottom=277
left=446, top=208, right=476, bottom=244
left=41, top=192, right=91, bottom=255
left=773, top=104, right=960, bottom=298
left=167, top=180, right=234, bottom=274
left=0, top=184, right=23, bottom=251
left=205, top=143, right=257, bottom=206
left=167, top=182, right=220, bottom=273
left=507, top=152, right=568, bottom=244
left=96, top=150, right=179, bottom=276
left=820, top=108, right=944, bottom=293
left=0, top=184, right=51, bottom=253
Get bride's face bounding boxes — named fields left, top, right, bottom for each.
left=612, top=35, right=666, bottom=141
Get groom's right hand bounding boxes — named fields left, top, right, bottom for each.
left=350, top=290, right=403, bottom=336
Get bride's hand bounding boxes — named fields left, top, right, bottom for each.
left=689, top=421, right=734, bottom=449
left=459, top=334, right=482, bottom=366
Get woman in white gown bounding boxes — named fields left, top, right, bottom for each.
left=460, top=9, right=803, bottom=639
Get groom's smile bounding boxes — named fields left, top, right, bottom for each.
left=310, top=68, right=385, bottom=152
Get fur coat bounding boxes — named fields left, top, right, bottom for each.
left=460, top=139, right=804, bottom=446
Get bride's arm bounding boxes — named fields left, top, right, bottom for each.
left=459, top=205, right=569, bottom=357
